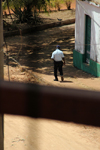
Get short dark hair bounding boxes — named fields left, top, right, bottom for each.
left=56, top=45, right=60, bottom=49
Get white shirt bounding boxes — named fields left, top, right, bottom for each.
left=51, top=49, right=64, bottom=61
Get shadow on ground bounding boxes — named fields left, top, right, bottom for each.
left=4, top=24, right=94, bottom=79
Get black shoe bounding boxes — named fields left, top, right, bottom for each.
left=61, top=76, right=64, bottom=81
left=54, top=78, right=58, bottom=81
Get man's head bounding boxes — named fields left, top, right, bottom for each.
left=56, top=45, right=60, bottom=49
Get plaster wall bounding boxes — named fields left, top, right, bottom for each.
left=75, top=1, right=100, bottom=62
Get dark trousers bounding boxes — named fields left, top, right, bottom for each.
left=54, top=61, right=63, bottom=79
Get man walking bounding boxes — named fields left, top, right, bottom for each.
left=51, top=45, right=65, bottom=81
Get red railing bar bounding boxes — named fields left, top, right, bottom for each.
left=0, top=80, right=100, bottom=126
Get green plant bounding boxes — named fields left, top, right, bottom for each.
left=2, top=0, right=49, bottom=24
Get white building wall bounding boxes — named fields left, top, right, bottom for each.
left=75, top=1, right=85, bottom=54
left=75, top=1, right=100, bottom=63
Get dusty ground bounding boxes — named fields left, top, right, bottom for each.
left=3, top=10, right=100, bottom=150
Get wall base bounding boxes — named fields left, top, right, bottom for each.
left=73, top=50, right=100, bottom=77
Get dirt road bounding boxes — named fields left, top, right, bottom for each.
left=4, top=23, right=100, bottom=150
left=4, top=115, right=100, bottom=150
left=4, top=23, right=100, bottom=91
left=3, top=10, right=100, bottom=150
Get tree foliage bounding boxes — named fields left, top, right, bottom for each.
left=64, top=0, right=73, bottom=10
left=54, top=0, right=64, bottom=11
left=2, top=0, right=49, bottom=23
left=46, top=0, right=73, bottom=11
left=2, top=0, right=73, bottom=24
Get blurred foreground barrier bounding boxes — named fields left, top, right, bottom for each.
left=0, top=80, right=100, bottom=126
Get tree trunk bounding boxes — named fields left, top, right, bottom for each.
left=66, top=2, right=71, bottom=10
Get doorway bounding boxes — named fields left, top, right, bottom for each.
left=85, top=15, right=91, bottom=64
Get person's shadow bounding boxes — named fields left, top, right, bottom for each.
left=60, top=80, right=73, bottom=83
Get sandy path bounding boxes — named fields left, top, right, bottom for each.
left=4, top=23, right=100, bottom=150
left=3, top=10, right=100, bottom=150
left=4, top=23, right=100, bottom=91
left=4, top=115, right=100, bottom=150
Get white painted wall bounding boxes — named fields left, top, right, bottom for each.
left=75, top=1, right=100, bottom=63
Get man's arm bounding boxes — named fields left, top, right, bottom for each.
left=51, top=52, right=54, bottom=61
left=62, top=57, right=65, bottom=65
